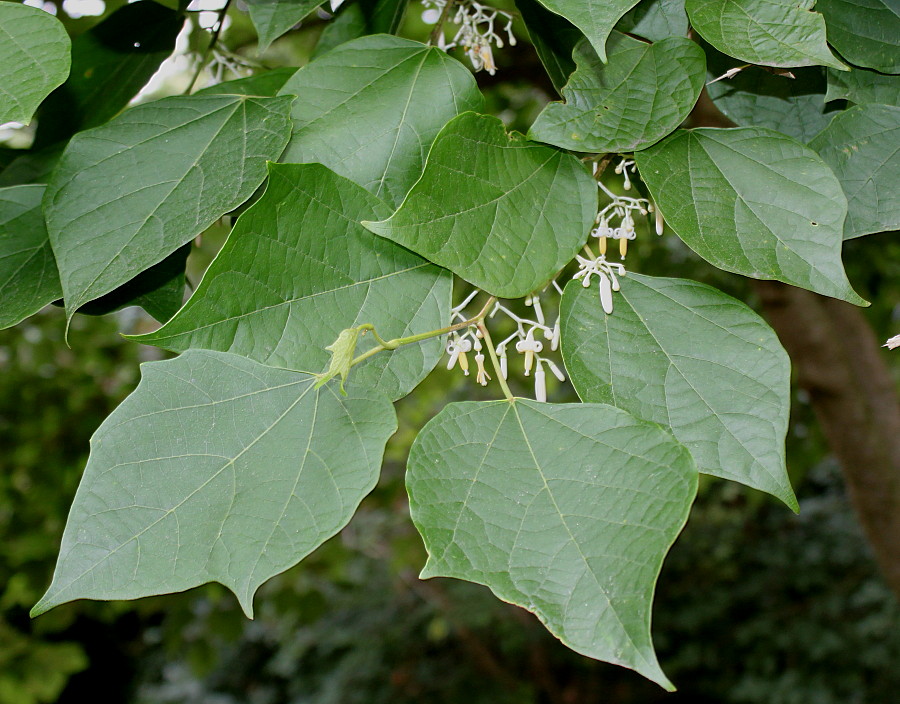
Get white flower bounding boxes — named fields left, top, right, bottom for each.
left=884, top=334, right=900, bottom=350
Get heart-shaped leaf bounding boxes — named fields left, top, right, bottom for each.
left=634, top=127, right=867, bottom=305
left=0, top=185, right=61, bottom=329
left=529, top=33, right=705, bottom=153
left=45, top=93, right=293, bottom=321
left=278, top=35, right=483, bottom=207
left=363, top=112, right=596, bottom=299
left=0, top=2, right=70, bottom=125
left=686, top=0, right=846, bottom=70
left=32, top=349, right=397, bottom=618
left=132, top=163, right=450, bottom=401
left=407, top=398, right=697, bottom=690
left=816, top=0, right=900, bottom=74
left=561, top=273, right=797, bottom=510
left=809, top=104, right=900, bottom=239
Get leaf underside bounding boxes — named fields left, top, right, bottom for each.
left=407, top=398, right=698, bottom=690
left=33, top=349, right=397, bottom=618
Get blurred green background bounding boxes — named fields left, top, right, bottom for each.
left=2, top=1, right=899, bottom=702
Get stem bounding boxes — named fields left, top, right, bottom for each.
left=429, top=0, right=456, bottom=45
left=349, top=295, right=497, bottom=368
left=186, top=0, right=233, bottom=94
left=478, top=321, right=514, bottom=401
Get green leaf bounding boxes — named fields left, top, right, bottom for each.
left=278, top=35, right=483, bottom=207
left=817, top=0, right=900, bottom=74
left=313, top=0, right=410, bottom=57
left=246, top=0, right=322, bottom=53
left=32, top=349, right=397, bottom=618
left=809, top=104, right=900, bottom=239
left=196, top=67, right=299, bottom=97
left=705, top=61, right=835, bottom=143
left=33, top=0, right=183, bottom=149
left=685, top=0, right=846, bottom=70
left=0, top=185, right=62, bottom=330
left=529, top=33, right=705, bottom=153
left=826, top=66, right=900, bottom=105
left=130, top=163, right=450, bottom=401
left=407, top=398, right=697, bottom=690
left=0, top=2, right=70, bottom=125
left=616, top=0, right=688, bottom=42
left=634, top=127, right=867, bottom=305
left=364, top=112, right=596, bottom=299
left=0, top=143, right=63, bottom=187
left=68, top=244, right=189, bottom=323
left=561, top=273, right=797, bottom=510
left=515, top=0, right=582, bottom=94
left=533, top=0, right=641, bottom=62
left=44, top=93, right=294, bottom=322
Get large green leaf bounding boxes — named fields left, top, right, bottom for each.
left=515, top=0, right=582, bottom=94
left=809, top=104, right=900, bottom=239
left=32, top=349, right=396, bottom=618
left=529, top=33, right=705, bottom=153
left=826, top=66, right=900, bottom=105
left=634, top=127, right=866, bottom=305
left=561, top=274, right=797, bottom=510
left=33, top=0, right=183, bottom=149
left=0, top=185, right=61, bottom=329
left=364, top=112, right=596, bottom=299
left=705, top=51, right=835, bottom=142
left=817, top=0, right=900, bottom=74
left=246, top=0, right=322, bottom=53
left=278, top=35, right=483, bottom=207
left=0, top=2, right=70, bottom=125
left=131, top=163, right=450, bottom=401
left=616, top=0, right=688, bottom=41
left=44, top=93, right=293, bottom=322
left=533, top=0, right=641, bottom=62
left=407, top=399, right=697, bottom=690
left=685, top=0, right=846, bottom=70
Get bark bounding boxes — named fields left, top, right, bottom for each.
left=754, top=282, right=900, bottom=596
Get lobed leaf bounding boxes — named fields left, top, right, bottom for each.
left=32, top=349, right=397, bottom=618
left=561, top=273, right=797, bottom=510
left=634, top=127, right=867, bottom=305
left=132, top=163, right=450, bottom=401
left=532, top=0, right=641, bottom=63
left=364, top=112, right=596, bottom=299
left=816, top=0, right=900, bottom=74
left=529, top=33, right=705, bottom=153
left=407, top=398, right=697, bottom=690
left=809, top=104, right=900, bottom=239
left=44, top=93, right=293, bottom=321
left=278, top=34, right=483, bottom=207
left=686, top=0, right=846, bottom=70
left=0, top=185, right=61, bottom=329
left=0, top=2, right=70, bottom=125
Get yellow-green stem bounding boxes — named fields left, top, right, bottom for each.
left=477, top=320, right=514, bottom=401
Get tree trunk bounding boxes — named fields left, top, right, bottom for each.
left=754, top=281, right=900, bottom=596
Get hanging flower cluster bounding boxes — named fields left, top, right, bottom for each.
left=445, top=286, right=566, bottom=402
left=591, top=157, right=662, bottom=260
left=421, top=0, right=515, bottom=75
